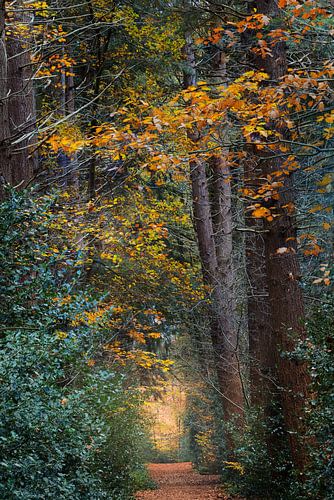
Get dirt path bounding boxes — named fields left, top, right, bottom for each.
left=136, top=462, right=232, bottom=500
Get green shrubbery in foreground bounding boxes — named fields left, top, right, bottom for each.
left=0, top=191, right=151, bottom=499
left=220, top=307, right=334, bottom=500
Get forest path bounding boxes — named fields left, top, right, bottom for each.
left=136, top=462, right=233, bottom=499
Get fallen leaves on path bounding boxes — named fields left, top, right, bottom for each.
left=136, top=462, right=238, bottom=500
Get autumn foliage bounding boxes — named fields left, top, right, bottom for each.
left=0, top=0, right=333, bottom=498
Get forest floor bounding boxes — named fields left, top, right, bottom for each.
left=136, top=462, right=237, bottom=500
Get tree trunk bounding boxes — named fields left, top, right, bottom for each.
left=245, top=158, right=275, bottom=405
left=248, top=0, right=311, bottom=470
left=0, top=0, right=10, bottom=199
left=59, top=57, right=79, bottom=190
left=0, top=1, right=36, bottom=198
left=6, top=2, right=36, bottom=187
left=184, top=37, right=244, bottom=450
left=190, top=158, right=244, bottom=432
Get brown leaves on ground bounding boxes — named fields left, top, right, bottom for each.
left=136, top=462, right=241, bottom=500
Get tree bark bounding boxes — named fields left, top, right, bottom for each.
left=184, top=37, right=244, bottom=450
left=245, top=158, right=275, bottom=405
left=59, top=57, right=79, bottom=190
left=0, top=0, right=10, bottom=199
left=190, top=158, right=244, bottom=431
left=6, top=2, right=36, bottom=187
left=0, top=1, right=37, bottom=198
left=247, top=0, right=311, bottom=471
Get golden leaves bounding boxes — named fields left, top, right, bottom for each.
left=47, top=124, right=86, bottom=155
left=251, top=206, right=273, bottom=221
left=128, top=329, right=146, bottom=344
left=235, top=14, right=271, bottom=33
left=309, top=204, right=325, bottom=214
left=300, top=234, right=324, bottom=257
left=26, top=1, right=49, bottom=17
left=100, top=252, right=123, bottom=264
left=223, top=461, right=245, bottom=475
left=147, top=332, right=161, bottom=339
left=103, top=342, right=174, bottom=371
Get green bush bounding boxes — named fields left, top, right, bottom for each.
left=0, top=330, right=150, bottom=498
left=221, top=407, right=292, bottom=499
left=0, top=329, right=100, bottom=499
left=294, top=307, right=334, bottom=500
left=221, top=304, right=334, bottom=500
left=0, top=190, right=151, bottom=498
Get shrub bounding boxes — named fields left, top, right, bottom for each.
left=294, top=307, right=334, bottom=499
left=221, top=304, right=334, bottom=500
left=222, top=407, right=292, bottom=499
left=0, top=190, right=150, bottom=498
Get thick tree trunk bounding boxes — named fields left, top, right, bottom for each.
left=0, top=1, right=37, bottom=198
left=248, top=0, right=311, bottom=470
left=190, top=158, right=244, bottom=432
left=209, top=156, right=233, bottom=282
left=209, top=155, right=245, bottom=415
left=244, top=158, right=275, bottom=405
left=184, top=37, right=244, bottom=450
left=6, top=2, right=36, bottom=187
left=239, top=1, right=276, bottom=409
left=263, top=166, right=310, bottom=471
left=0, top=0, right=10, bottom=199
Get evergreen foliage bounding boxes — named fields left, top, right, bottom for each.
left=0, top=192, right=151, bottom=499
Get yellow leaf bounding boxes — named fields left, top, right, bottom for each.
left=309, top=204, right=323, bottom=213
left=318, top=174, right=332, bottom=187
left=252, top=206, right=271, bottom=218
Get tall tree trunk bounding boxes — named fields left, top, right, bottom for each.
left=208, top=48, right=239, bottom=380
left=209, top=154, right=245, bottom=415
left=245, top=158, right=275, bottom=405
left=6, top=1, right=36, bottom=187
left=239, top=0, right=276, bottom=410
left=190, top=158, right=244, bottom=432
left=185, top=37, right=244, bottom=450
left=0, top=0, right=10, bottom=199
left=247, top=0, right=310, bottom=470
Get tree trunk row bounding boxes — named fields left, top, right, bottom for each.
left=185, top=0, right=310, bottom=469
